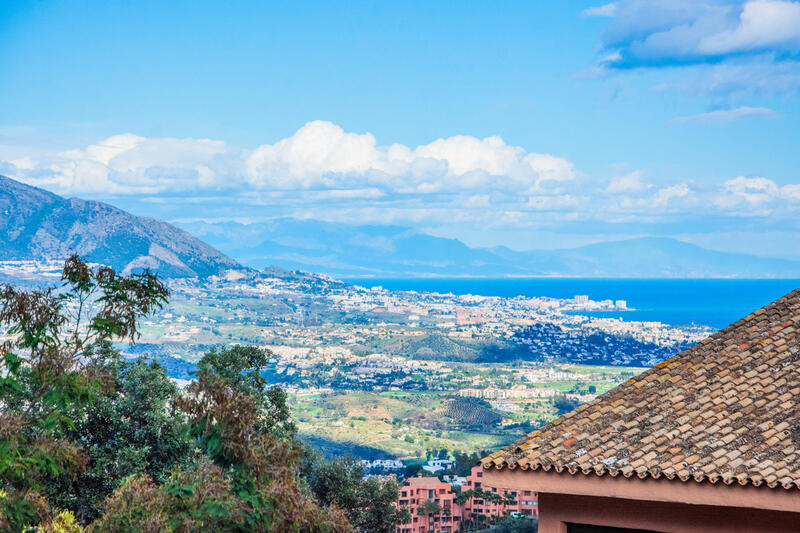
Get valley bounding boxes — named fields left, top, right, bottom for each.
left=0, top=257, right=705, bottom=463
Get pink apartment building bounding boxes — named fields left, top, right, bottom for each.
left=396, top=466, right=538, bottom=532
left=397, top=476, right=462, bottom=533
left=461, top=465, right=538, bottom=521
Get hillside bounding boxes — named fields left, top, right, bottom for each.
left=0, top=175, right=241, bottom=278
left=178, top=218, right=800, bottom=278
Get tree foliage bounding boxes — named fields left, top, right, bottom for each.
left=0, top=256, right=168, bottom=530
left=0, top=256, right=376, bottom=532
left=303, top=453, right=408, bottom=533
left=50, top=344, right=195, bottom=523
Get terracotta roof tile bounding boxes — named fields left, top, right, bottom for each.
left=482, top=288, right=800, bottom=490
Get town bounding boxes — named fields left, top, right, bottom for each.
left=0, top=260, right=709, bottom=467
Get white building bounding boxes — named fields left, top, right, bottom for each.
left=422, top=459, right=455, bottom=474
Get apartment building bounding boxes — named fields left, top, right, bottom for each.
left=396, top=466, right=538, bottom=532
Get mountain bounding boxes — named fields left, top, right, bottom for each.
left=0, top=175, right=241, bottom=278
left=177, top=218, right=800, bottom=278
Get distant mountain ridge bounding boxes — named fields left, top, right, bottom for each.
left=178, top=218, right=800, bottom=278
left=0, top=175, right=241, bottom=278
left=3, top=173, right=795, bottom=279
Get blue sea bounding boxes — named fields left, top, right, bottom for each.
left=341, top=278, right=800, bottom=329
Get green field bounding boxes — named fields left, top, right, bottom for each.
left=289, top=390, right=552, bottom=459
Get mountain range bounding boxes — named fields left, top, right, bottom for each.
left=177, top=218, right=800, bottom=278
left=0, top=175, right=239, bottom=278
left=2, top=174, right=798, bottom=279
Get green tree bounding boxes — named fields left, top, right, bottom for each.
left=454, top=489, right=473, bottom=506
left=552, top=395, right=579, bottom=415
left=503, top=491, right=517, bottom=507
left=176, top=345, right=350, bottom=532
left=0, top=256, right=168, bottom=531
left=50, top=344, right=194, bottom=523
left=493, top=516, right=538, bottom=533
left=418, top=499, right=441, bottom=516
left=196, top=345, right=295, bottom=438
left=85, top=462, right=245, bottom=533
left=404, top=464, right=423, bottom=478
left=304, top=455, right=408, bottom=533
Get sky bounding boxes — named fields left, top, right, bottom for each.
left=1, top=0, right=799, bottom=258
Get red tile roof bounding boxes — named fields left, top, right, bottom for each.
left=482, top=288, right=800, bottom=490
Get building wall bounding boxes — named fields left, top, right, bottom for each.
left=462, top=466, right=539, bottom=520
left=396, top=468, right=539, bottom=532
left=538, top=493, right=800, bottom=533
left=397, top=477, right=462, bottom=533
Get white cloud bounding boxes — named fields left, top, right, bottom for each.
left=13, top=134, right=239, bottom=195
left=697, top=0, right=800, bottom=55
left=245, top=121, right=386, bottom=189
left=783, top=184, right=800, bottom=201
left=714, top=176, right=800, bottom=213
left=583, top=3, right=618, bottom=17
left=671, top=106, right=776, bottom=123
left=720, top=175, right=778, bottom=205
left=3, top=121, right=576, bottom=197
left=243, top=121, right=575, bottom=194
left=607, top=170, right=648, bottom=192
left=587, top=0, right=800, bottom=100
left=651, top=183, right=691, bottom=208
left=2, top=122, right=799, bottom=232
left=596, top=0, right=800, bottom=67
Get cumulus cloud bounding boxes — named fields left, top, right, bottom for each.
left=15, top=134, right=240, bottom=195
left=9, top=121, right=575, bottom=197
left=245, top=122, right=575, bottom=194
left=2, top=121, right=798, bottom=233
left=716, top=175, right=800, bottom=210
left=671, top=105, right=776, bottom=123
left=651, top=183, right=692, bottom=208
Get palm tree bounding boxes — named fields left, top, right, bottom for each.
left=418, top=499, right=443, bottom=531
left=419, top=499, right=442, bottom=516
left=455, top=488, right=473, bottom=506
left=503, top=491, right=517, bottom=510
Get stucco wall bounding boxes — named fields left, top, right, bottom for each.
left=483, top=468, right=800, bottom=513
left=538, top=493, right=800, bottom=533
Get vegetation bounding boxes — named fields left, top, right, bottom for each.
left=491, top=516, right=538, bottom=533
left=0, top=256, right=404, bottom=532
left=302, top=453, right=409, bottom=532
left=441, top=398, right=502, bottom=428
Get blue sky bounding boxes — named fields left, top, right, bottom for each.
left=1, top=0, right=799, bottom=258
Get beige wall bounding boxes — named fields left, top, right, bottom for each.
left=538, top=493, right=800, bottom=533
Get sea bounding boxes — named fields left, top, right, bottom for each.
left=341, top=278, right=800, bottom=330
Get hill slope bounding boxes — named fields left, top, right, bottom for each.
left=178, top=219, right=800, bottom=278
left=0, top=175, right=241, bottom=278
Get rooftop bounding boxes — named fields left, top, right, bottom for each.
left=404, top=475, right=450, bottom=488
left=482, top=288, right=800, bottom=490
